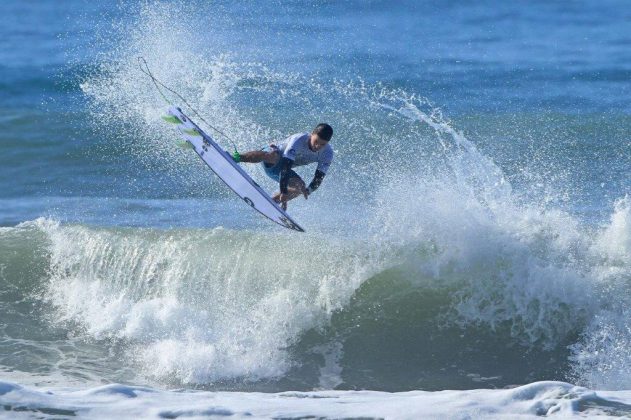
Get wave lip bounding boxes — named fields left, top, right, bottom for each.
left=2, top=380, right=631, bottom=419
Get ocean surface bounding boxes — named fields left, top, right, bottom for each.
left=1, top=0, right=630, bottom=418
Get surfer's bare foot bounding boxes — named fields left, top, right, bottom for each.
left=271, top=192, right=287, bottom=210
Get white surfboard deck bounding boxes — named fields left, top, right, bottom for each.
left=164, top=106, right=304, bottom=232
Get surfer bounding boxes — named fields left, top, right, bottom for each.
left=233, top=124, right=334, bottom=210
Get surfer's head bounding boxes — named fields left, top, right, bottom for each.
left=310, top=123, right=333, bottom=151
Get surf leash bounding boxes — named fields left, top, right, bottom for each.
left=138, top=57, right=240, bottom=153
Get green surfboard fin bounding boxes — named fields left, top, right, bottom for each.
left=176, top=140, right=194, bottom=149
left=183, top=128, right=201, bottom=136
left=162, top=115, right=182, bottom=124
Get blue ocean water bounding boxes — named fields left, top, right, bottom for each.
left=1, top=0, right=631, bottom=417
left=1, top=0, right=628, bottom=220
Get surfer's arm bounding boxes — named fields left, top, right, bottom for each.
left=307, top=170, right=326, bottom=194
left=278, top=157, right=294, bottom=194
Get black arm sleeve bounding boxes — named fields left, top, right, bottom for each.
left=308, top=170, right=326, bottom=193
left=278, top=157, right=294, bottom=194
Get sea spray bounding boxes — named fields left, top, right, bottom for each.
left=569, top=197, right=631, bottom=390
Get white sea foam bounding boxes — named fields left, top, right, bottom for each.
left=32, top=219, right=385, bottom=385
left=1, top=379, right=630, bottom=419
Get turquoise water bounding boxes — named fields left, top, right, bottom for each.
left=1, top=0, right=630, bottom=400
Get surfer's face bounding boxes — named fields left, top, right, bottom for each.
left=309, top=134, right=328, bottom=151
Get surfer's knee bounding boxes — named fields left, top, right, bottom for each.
left=262, top=150, right=280, bottom=165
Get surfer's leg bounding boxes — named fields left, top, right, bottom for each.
left=239, top=149, right=279, bottom=165
left=272, top=175, right=306, bottom=203
left=286, top=177, right=307, bottom=198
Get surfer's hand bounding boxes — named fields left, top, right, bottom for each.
left=302, top=185, right=309, bottom=199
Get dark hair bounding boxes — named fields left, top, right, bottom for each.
left=312, top=123, right=333, bottom=141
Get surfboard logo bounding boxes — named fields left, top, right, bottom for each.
left=279, top=216, right=302, bottom=231
left=201, top=137, right=211, bottom=153
left=243, top=197, right=255, bottom=208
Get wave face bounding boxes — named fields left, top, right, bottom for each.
left=2, top=190, right=629, bottom=391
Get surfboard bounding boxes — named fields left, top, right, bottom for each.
left=163, top=106, right=305, bottom=232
